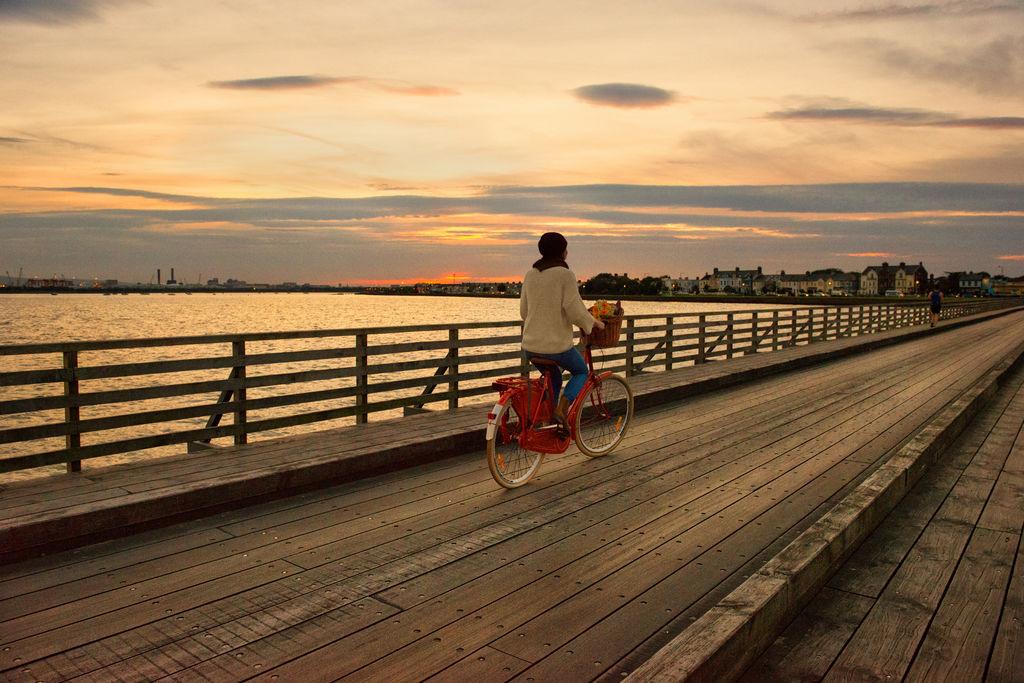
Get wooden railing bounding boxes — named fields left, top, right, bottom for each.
left=1, top=298, right=1019, bottom=474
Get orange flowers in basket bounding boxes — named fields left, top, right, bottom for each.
left=588, top=300, right=623, bottom=320
left=586, top=300, right=624, bottom=348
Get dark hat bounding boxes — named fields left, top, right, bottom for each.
left=538, top=232, right=567, bottom=259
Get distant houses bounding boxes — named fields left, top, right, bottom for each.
left=959, top=272, right=991, bottom=296
left=698, top=266, right=865, bottom=296
left=360, top=261, right=1017, bottom=299
left=688, top=261, right=939, bottom=296
left=859, top=262, right=928, bottom=296
left=993, top=275, right=1024, bottom=297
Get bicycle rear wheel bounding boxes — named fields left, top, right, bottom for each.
left=487, top=400, right=543, bottom=488
left=574, top=374, right=633, bottom=457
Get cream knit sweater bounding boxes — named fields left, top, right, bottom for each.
left=520, top=266, right=596, bottom=354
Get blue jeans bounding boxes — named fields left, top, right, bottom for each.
left=525, top=347, right=588, bottom=403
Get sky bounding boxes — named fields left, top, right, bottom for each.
left=1, top=0, right=1022, bottom=285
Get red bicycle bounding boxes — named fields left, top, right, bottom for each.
left=485, top=337, right=634, bottom=488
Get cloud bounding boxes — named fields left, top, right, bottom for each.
left=0, top=0, right=117, bottom=25
left=17, top=185, right=203, bottom=203
left=997, top=254, right=1024, bottom=260
left=799, top=1, right=1023, bottom=22
left=572, top=83, right=676, bottom=109
left=3, top=183, right=1021, bottom=282
left=766, top=103, right=1024, bottom=129
left=12, top=181, right=1024, bottom=223
left=903, top=142, right=1024, bottom=182
left=207, top=75, right=357, bottom=91
left=0, top=136, right=30, bottom=144
left=207, top=75, right=459, bottom=97
left=929, top=117, right=1024, bottom=129
left=848, top=35, right=1024, bottom=99
left=768, top=105, right=938, bottom=124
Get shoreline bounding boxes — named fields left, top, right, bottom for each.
left=0, top=288, right=969, bottom=307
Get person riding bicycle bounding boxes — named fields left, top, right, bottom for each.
left=520, top=232, right=605, bottom=430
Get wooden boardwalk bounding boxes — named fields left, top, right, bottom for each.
left=745, top=337, right=1024, bottom=682
left=1, top=312, right=1024, bottom=682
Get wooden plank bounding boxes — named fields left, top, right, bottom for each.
left=0, top=561, right=296, bottom=668
left=989, top=532, right=1024, bottom=683
left=976, top=471, right=1024, bottom=534
left=932, top=473, right=997, bottom=527
left=113, top=597, right=399, bottom=682
left=739, top=587, right=874, bottom=682
left=824, top=519, right=975, bottom=681
left=903, top=528, right=1017, bottom=682
left=423, top=646, right=530, bottom=683
left=827, top=465, right=960, bottom=597
left=962, top=398, right=1024, bottom=478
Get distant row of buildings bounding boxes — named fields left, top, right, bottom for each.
left=667, top=263, right=1021, bottom=297
left=370, top=263, right=1024, bottom=299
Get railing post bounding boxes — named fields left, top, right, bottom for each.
left=808, top=308, right=815, bottom=343
left=822, top=307, right=829, bottom=341
left=751, top=311, right=759, bottom=352
left=232, top=340, right=248, bottom=444
left=726, top=313, right=734, bottom=359
left=696, top=314, right=706, bottom=364
left=520, top=322, right=529, bottom=377
left=790, top=309, right=797, bottom=347
left=63, top=350, right=81, bottom=473
left=625, top=318, right=636, bottom=376
left=665, top=316, right=674, bottom=371
left=355, top=333, right=368, bottom=424
left=448, top=328, right=459, bottom=410
left=772, top=310, right=779, bottom=350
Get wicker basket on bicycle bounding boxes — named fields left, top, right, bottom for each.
left=588, top=315, right=623, bottom=348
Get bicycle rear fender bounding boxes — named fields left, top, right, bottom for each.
left=485, top=393, right=512, bottom=442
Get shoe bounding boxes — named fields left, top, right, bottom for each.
left=554, top=396, right=570, bottom=432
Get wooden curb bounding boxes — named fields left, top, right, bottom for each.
left=625, top=335, right=1024, bottom=683
left=2, top=306, right=1022, bottom=562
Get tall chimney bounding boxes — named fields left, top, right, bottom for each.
left=157, top=268, right=161, bottom=284
left=171, top=267, right=175, bottom=282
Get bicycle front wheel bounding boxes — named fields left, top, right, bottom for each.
left=487, top=400, right=543, bottom=488
left=574, top=374, right=633, bottom=457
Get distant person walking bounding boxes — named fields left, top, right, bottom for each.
left=520, top=232, right=605, bottom=429
left=929, top=288, right=943, bottom=327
